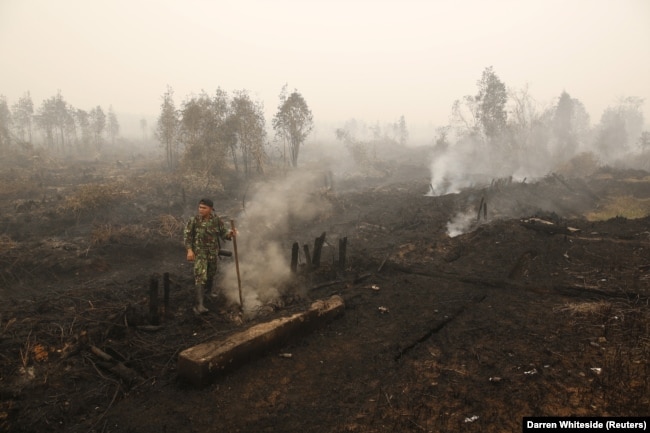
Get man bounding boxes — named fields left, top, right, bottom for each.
left=183, top=198, right=234, bottom=314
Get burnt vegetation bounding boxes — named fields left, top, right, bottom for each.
left=1, top=73, right=649, bottom=432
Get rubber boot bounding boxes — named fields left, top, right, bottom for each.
left=193, top=284, right=209, bottom=314
left=205, top=278, right=219, bottom=299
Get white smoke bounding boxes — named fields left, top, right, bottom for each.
left=218, top=170, right=333, bottom=314
left=446, top=209, right=476, bottom=238
left=429, top=133, right=575, bottom=237
left=428, top=136, right=519, bottom=196
left=431, top=121, right=649, bottom=237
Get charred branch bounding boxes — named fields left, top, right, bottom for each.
left=90, top=345, right=142, bottom=385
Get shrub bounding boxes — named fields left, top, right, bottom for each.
left=59, top=182, right=132, bottom=219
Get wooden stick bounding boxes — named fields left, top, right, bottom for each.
left=149, top=276, right=159, bottom=326
left=231, top=219, right=243, bottom=310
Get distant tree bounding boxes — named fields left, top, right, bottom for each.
left=619, top=97, right=645, bottom=145
left=395, top=115, right=408, bottom=146
left=74, top=109, right=92, bottom=150
left=211, top=88, right=234, bottom=171
left=506, top=85, right=551, bottom=163
left=272, top=88, right=314, bottom=168
left=179, top=90, right=229, bottom=180
left=156, top=86, right=179, bottom=170
left=36, top=91, right=75, bottom=152
left=335, top=127, right=352, bottom=144
left=506, top=85, right=567, bottom=173
left=451, top=95, right=481, bottom=138
left=476, top=66, right=507, bottom=140
left=211, top=88, right=240, bottom=172
left=433, top=126, right=451, bottom=151
left=140, top=118, right=148, bottom=142
left=595, top=96, right=645, bottom=159
left=638, top=131, right=650, bottom=153
left=34, top=102, right=55, bottom=149
left=335, top=122, right=370, bottom=165
left=551, top=91, right=590, bottom=160
left=370, top=122, right=382, bottom=141
left=89, top=106, right=106, bottom=150
left=11, top=92, right=34, bottom=143
left=107, top=106, right=119, bottom=146
left=0, top=96, right=12, bottom=150
left=231, top=90, right=266, bottom=176
left=273, top=84, right=290, bottom=165
left=508, top=85, right=539, bottom=137
left=451, top=66, right=508, bottom=145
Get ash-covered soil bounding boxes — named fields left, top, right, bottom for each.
left=0, top=151, right=649, bottom=433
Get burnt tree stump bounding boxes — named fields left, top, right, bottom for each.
left=312, top=232, right=326, bottom=268
left=291, top=242, right=299, bottom=273
left=163, top=272, right=170, bottom=317
left=149, top=275, right=159, bottom=326
left=303, top=244, right=312, bottom=268
left=338, top=236, right=347, bottom=270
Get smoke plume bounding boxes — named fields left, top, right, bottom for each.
left=218, top=170, right=332, bottom=314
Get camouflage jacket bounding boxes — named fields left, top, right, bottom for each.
left=183, top=213, right=229, bottom=256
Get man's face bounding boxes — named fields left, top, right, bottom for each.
left=198, top=203, right=212, bottom=218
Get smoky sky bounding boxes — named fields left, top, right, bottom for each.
left=1, top=0, right=649, bottom=136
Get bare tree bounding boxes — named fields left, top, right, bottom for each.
left=107, top=105, right=119, bottom=146
left=595, top=96, right=645, bottom=159
left=156, top=86, right=179, bottom=170
left=451, top=95, right=481, bottom=139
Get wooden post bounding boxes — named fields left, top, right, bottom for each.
left=312, top=232, right=326, bottom=268
left=163, top=272, right=170, bottom=317
left=290, top=242, right=299, bottom=273
left=303, top=244, right=312, bottom=268
left=338, top=237, right=347, bottom=270
left=149, top=275, right=159, bottom=326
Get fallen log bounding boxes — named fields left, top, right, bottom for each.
left=177, top=295, right=345, bottom=387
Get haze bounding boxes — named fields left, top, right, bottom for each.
left=1, top=0, right=649, bottom=139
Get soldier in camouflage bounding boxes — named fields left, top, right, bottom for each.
left=183, top=198, right=234, bottom=314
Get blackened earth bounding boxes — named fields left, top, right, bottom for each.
left=1, top=150, right=648, bottom=432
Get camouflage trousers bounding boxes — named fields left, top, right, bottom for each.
left=193, top=253, right=218, bottom=287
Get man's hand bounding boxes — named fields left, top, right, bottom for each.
left=227, top=229, right=238, bottom=240
left=186, top=249, right=195, bottom=262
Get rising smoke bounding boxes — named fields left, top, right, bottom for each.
left=430, top=121, right=648, bottom=237
left=218, top=170, right=333, bottom=314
